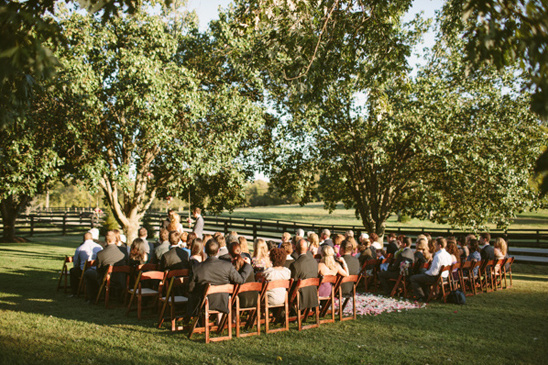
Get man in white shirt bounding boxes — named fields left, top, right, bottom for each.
left=410, top=237, right=452, bottom=301
left=70, top=232, right=103, bottom=295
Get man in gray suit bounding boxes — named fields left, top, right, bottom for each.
left=191, top=207, right=204, bottom=239
left=290, top=238, right=319, bottom=309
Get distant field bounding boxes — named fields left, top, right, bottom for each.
left=220, top=202, right=548, bottom=231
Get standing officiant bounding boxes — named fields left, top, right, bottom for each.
left=187, top=207, right=204, bottom=239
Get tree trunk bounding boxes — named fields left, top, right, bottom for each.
left=123, top=216, right=141, bottom=247
left=0, top=194, right=30, bottom=242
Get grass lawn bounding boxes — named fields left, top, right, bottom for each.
left=1, top=234, right=547, bottom=364
left=219, top=202, right=548, bottom=231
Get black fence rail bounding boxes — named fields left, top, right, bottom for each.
left=2, top=209, right=547, bottom=264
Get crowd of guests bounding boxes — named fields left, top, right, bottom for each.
left=69, top=214, right=510, bottom=313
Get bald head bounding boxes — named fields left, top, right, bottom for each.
left=84, top=232, right=93, bottom=241
left=296, top=238, right=308, bottom=255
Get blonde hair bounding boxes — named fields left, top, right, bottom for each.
left=167, top=213, right=180, bottom=232
left=308, top=233, right=319, bottom=249
left=416, top=238, right=432, bottom=260
left=253, top=239, right=269, bottom=261
left=494, top=237, right=507, bottom=256
left=320, top=245, right=337, bottom=271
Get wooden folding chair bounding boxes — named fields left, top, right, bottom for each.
left=128, top=263, right=158, bottom=290
left=458, top=261, right=474, bottom=296
left=95, top=265, right=130, bottom=308
left=57, top=256, right=73, bottom=293
left=359, top=259, right=380, bottom=292
left=480, top=260, right=495, bottom=293
left=262, top=279, right=292, bottom=334
left=158, top=269, right=189, bottom=331
left=234, top=282, right=263, bottom=338
left=448, top=262, right=461, bottom=292
left=501, top=257, right=514, bottom=288
left=492, top=259, right=506, bottom=290
left=126, top=270, right=165, bottom=319
left=426, top=265, right=451, bottom=303
left=318, top=275, right=338, bottom=324
left=335, top=275, right=360, bottom=321
left=187, top=284, right=235, bottom=343
left=293, top=278, right=321, bottom=331
left=78, top=260, right=96, bottom=298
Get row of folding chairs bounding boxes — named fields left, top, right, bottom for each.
left=175, top=274, right=362, bottom=343
left=357, top=255, right=515, bottom=302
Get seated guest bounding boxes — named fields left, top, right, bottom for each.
left=332, top=234, right=343, bottom=258
left=137, top=227, right=154, bottom=256
left=225, top=231, right=239, bottom=248
left=281, top=241, right=295, bottom=269
left=190, top=238, right=206, bottom=265
left=252, top=238, right=272, bottom=271
left=290, top=236, right=301, bottom=260
left=84, top=230, right=127, bottom=302
left=70, top=232, right=102, bottom=296
left=153, top=229, right=170, bottom=264
left=160, top=231, right=190, bottom=271
left=493, top=237, right=508, bottom=274
left=318, top=245, right=348, bottom=297
left=386, top=233, right=399, bottom=256
left=229, top=242, right=256, bottom=307
left=339, top=239, right=360, bottom=294
left=459, top=235, right=472, bottom=262
left=370, top=233, right=383, bottom=251
left=179, top=231, right=189, bottom=248
left=238, top=236, right=252, bottom=261
left=480, top=232, right=495, bottom=261
left=262, top=248, right=292, bottom=306
left=410, top=237, right=453, bottom=301
left=129, top=238, right=149, bottom=266
left=202, top=234, right=212, bottom=246
left=319, top=229, right=333, bottom=247
left=307, top=233, right=320, bottom=258
left=446, top=238, right=460, bottom=264
left=379, top=237, right=414, bottom=295
left=413, top=238, right=432, bottom=274
left=267, top=240, right=279, bottom=252
left=290, top=238, right=319, bottom=309
left=187, top=239, right=252, bottom=316
left=216, top=235, right=229, bottom=257
left=280, top=232, right=291, bottom=248
left=466, top=239, right=481, bottom=276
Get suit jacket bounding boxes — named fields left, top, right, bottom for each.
left=188, top=257, right=252, bottom=314
left=153, top=242, right=170, bottom=263
left=160, top=246, right=190, bottom=271
left=386, top=241, right=399, bottom=256
left=95, top=244, right=128, bottom=285
left=340, top=254, right=360, bottom=295
left=193, top=215, right=204, bottom=239
left=481, top=244, right=495, bottom=261
left=290, top=253, right=319, bottom=309
left=321, top=239, right=334, bottom=248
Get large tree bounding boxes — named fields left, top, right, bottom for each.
left=52, top=7, right=265, bottom=243
left=222, top=0, right=545, bottom=235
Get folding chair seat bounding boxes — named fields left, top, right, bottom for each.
left=57, top=256, right=73, bottom=293
left=335, top=275, right=360, bottom=321
left=126, top=270, right=165, bottom=319
left=234, top=282, right=263, bottom=338
left=359, top=259, right=378, bottom=292
left=318, top=275, right=338, bottom=324
left=293, top=278, right=321, bottom=331
left=187, top=284, right=235, bottom=343
left=78, top=260, right=96, bottom=298
left=158, top=269, right=189, bottom=331
left=128, top=263, right=158, bottom=290
left=262, top=279, right=293, bottom=334
left=96, top=265, right=130, bottom=308
left=492, top=259, right=506, bottom=290
left=458, top=261, right=474, bottom=296
left=501, top=257, right=514, bottom=288
left=480, top=260, right=495, bottom=292
left=426, top=265, right=451, bottom=303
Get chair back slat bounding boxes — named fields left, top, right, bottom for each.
left=206, top=284, right=235, bottom=295
left=138, top=263, right=158, bottom=272
left=339, top=274, right=360, bottom=284
left=166, top=269, right=189, bottom=279
left=319, top=275, right=338, bottom=285
left=265, top=279, right=292, bottom=291
left=237, top=282, right=263, bottom=293
left=140, top=270, right=165, bottom=281
left=297, top=278, right=320, bottom=289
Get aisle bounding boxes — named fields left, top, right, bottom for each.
left=336, top=293, right=426, bottom=316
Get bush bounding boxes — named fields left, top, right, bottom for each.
left=398, top=213, right=411, bottom=223
left=100, top=209, right=120, bottom=237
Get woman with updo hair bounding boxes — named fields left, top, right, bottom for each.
left=262, top=248, right=291, bottom=306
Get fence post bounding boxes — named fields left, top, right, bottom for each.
left=30, top=215, right=34, bottom=237
left=63, top=214, right=67, bottom=235
left=224, top=221, right=228, bottom=236
left=90, top=216, right=95, bottom=229
left=537, top=230, right=540, bottom=245
left=253, top=223, right=257, bottom=241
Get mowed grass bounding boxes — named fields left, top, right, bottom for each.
left=1, top=234, right=547, bottom=365
left=220, top=202, right=548, bottom=230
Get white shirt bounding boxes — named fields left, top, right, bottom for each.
left=425, top=248, right=453, bottom=278
left=371, top=241, right=383, bottom=250
left=73, top=239, right=103, bottom=270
